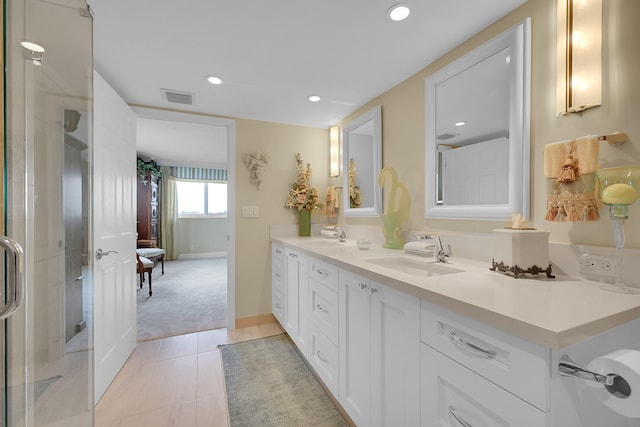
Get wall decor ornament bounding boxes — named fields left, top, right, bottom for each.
left=242, top=151, right=269, bottom=190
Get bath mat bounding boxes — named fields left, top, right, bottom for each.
left=220, top=334, right=348, bottom=427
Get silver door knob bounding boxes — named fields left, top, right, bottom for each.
left=95, top=248, right=118, bottom=260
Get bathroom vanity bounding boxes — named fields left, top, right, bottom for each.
left=271, top=235, right=640, bottom=427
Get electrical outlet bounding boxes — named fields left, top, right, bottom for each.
left=579, top=254, right=614, bottom=276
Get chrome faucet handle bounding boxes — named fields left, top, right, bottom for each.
left=338, top=227, right=347, bottom=242
left=435, top=236, right=450, bottom=262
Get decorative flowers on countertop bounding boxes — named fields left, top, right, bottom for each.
left=285, top=153, right=322, bottom=212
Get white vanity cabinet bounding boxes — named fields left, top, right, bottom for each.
left=285, top=247, right=309, bottom=355
left=339, top=269, right=421, bottom=427
left=271, top=243, right=285, bottom=324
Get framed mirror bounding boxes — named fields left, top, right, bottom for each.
left=343, top=105, right=382, bottom=216
left=425, top=18, right=530, bottom=220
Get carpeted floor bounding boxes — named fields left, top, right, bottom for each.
left=220, top=334, right=348, bottom=427
left=137, top=257, right=227, bottom=341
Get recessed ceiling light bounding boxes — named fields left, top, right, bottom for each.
left=455, top=121, right=467, bottom=127
left=20, top=41, right=45, bottom=52
left=308, top=95, right=321, bottom=102
left=387, top=4, right=410, bottom=22
left=206, top=76, right=222, bottom=85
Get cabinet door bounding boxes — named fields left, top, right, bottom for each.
left=339, top=269, right=372, bottom=427
left=285, top=249, right=308, bottom=355
left=370, top=281, right=421, bottom=427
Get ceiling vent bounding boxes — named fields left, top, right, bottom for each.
left=437, top=132, right=459, bottom=140
left=161, top=88, right=194, bottom=105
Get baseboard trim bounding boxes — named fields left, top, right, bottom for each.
left=235, top=313, right=277, bottom=329
left=178, top=251, right=227, bottom=259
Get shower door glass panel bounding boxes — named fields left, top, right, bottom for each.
left=5, top=0, right=93, bottom=425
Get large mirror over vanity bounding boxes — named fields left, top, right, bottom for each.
left=425, top=18, right=531, bottom=220
left=342, top=105, right=382, bottom=216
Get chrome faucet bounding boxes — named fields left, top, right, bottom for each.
left=422, top=234, right=450, bottom=262
left=338, top=227, right=347, bottom=242
left=435, top=236, right=450, bottom=262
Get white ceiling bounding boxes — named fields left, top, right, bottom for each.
left=88, top=0, right=527, bottom=167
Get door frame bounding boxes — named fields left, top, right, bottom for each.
left=131, top=106, right=237, bottom=328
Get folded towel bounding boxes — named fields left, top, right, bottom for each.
left=325, top=186, right=337, bottom=217
left=544, top=135, right=600, bottom=222
left=543, top=135, right=599, bottom=179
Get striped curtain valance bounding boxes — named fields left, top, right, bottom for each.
left=166, top=166, right=227, bottom=181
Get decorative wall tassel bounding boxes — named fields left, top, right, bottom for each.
left=555, top=206, right=566, bottom=222
left=557, top=140, right=579, bottom=183
left=568, top=205, right=579, bottom=222
left=545, top=202, right=558, bottom=221
left=585, top=202, right=599, bottom=221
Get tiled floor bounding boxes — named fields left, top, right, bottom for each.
left=95, top=322, right=285, bottom=427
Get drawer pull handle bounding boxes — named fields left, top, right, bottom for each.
left=275, top=303, right=282, bottom=309
left=289, top=253, right=297, bottom=258
left=316, top=350, right=329, bottom=363
left=448, top=406, right=472, bottom=427
left=448, top=331, right=497, bottom=358
left=369, top=286, right=377, bottom=295
left=358, top=282, right=368, bottom=290
left=315, top=268, right=329, bottom=277
left=316, top=304, right=329, bottom=313
left=275, top=273, right=282, bottom=278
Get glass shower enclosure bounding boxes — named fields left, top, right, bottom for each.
left=3, top=0, right=94, bottom=425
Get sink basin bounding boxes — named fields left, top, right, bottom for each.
left=366, top=257, right=464, bottom=277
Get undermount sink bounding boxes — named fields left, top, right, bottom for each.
left=366, top=256, right=464, bottom=277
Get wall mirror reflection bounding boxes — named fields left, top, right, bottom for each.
left=342, top=106, right=382, bottom=216
left=425, top=18, right=531, bottom=220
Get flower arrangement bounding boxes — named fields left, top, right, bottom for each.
left=285, top=153, right=322, bottom=212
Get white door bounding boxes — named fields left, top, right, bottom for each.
left=92, top=71, right=137, bottom=402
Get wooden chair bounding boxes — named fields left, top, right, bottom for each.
left=136, top=253, right=154, bottom=296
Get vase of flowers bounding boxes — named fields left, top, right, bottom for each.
left=285, top=153, right=321, bottom=236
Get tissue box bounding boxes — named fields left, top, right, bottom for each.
left=493, top=229, right=550, bottom=268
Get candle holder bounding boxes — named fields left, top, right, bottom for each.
left=594, top=166, right=640, bottom=293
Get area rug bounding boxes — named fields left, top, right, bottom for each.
left=137, top=257, right=227, bottom=341
left=220, top=334, right=348, bottom=427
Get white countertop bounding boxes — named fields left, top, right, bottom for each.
left=272, top=236, right=640, bottom=349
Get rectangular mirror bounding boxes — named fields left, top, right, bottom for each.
left=425, top=18, right=531, bottom=220
left=343, top=106, right=382, bottom=217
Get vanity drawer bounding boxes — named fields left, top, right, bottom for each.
left=308, top=256, right=338, bottom=292
left=421, top=299, right=550, bottom=411
left=272, top=262, right=284, bottom=291
left=309, top=322, right=339, bottom=397
left=272, top=289, right=284, bottom=324
left=421, top=344, right=548, bottom=427
left=272, top=243, right=284, bottom=263
left=309, top=278, right=339, bottom=345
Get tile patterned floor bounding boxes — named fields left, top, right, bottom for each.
left=95, top=323, right=284, bottom=427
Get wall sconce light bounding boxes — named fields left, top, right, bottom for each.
left=557, top=0, right=602, bottom=114
left=329, top=126, right=341, bottom=177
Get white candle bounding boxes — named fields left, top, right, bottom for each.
left=601, top=183, right=639, bottom=205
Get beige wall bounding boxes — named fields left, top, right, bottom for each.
left=339, top=0, right=640, bottom=247
left=234, top=118, right=328, bottom=318
left=233, top=0, right=640, bottom=319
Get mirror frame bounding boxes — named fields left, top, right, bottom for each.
left=342, top=105, right=382, bottom=217
left=425, top=18, right=531, bottom=220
